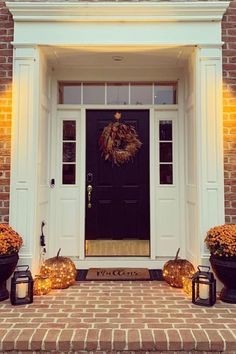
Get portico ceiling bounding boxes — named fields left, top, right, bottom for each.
left=42, top=45, right=193, bottom=68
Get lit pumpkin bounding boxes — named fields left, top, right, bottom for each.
left=40, top=249, right=77, bottom=289
left=162, top=248, right=195, bottom=288
left=33, top=275, right=52, bottom=295
left=182, top=275, right=193, bottom=297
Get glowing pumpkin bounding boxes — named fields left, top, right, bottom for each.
left=40, top=249, right=77, bottom=289
left=162, top=248, right=195, bottom=288
left=33, top=275, right=52, bottom=295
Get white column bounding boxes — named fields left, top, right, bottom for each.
left=195, top=45, right=225, bottom=263
left=10, top=46, right=40, bottom=272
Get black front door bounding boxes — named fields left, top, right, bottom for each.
left=85, top=109, right=149, bottom=241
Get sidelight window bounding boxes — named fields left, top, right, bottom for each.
left=159, top=120, right=173, bottom=185
left=62, top=120, right=76, bottom=184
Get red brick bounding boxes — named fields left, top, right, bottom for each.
left=43, top=329, right=61, bottom=351
left=2, top=329, right=21, bottom=351
left=113, top=329, right=126, bottom=351
left=85, top=329, right=99, bottom=351
left=192, top=330, right=210, bottom=351
left=206, top=330, right=225, bottom=351
left=179, top=329, right=196, bottom=351
left=30, top=329, right=48, bottom=351
left=58, top=329, right=74, bottom=352
left=220, top=329, right=236, bottom=351
left=71, top=329, right=87, bottom=351
left=127, top=329, right=141, bottom=351
left=166, top=329, right=182, bottom=351
left=15, top=329, right=35, bottom=351
left=99, top=329, right=112, bottom=351
left=140, top=329, right=155, bottom=351
left=153, top=329, right=168, bottom=351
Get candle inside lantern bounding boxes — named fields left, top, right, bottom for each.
left=199, top=282, right=209, bottom=300
left=17, top=283, right=27, bottom=299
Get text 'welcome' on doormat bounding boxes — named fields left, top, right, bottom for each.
left=76, top=268, right=164, bottom=281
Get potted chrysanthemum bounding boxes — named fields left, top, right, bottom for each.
left=0, top=224, right=23, bottom=301
left=205, top=224, right=236, bottom=303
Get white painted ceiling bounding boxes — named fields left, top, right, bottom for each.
left=42, top=45, right=193, bottom=68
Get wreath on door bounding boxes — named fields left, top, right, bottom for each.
left=99, top=112, right=142, bottom=166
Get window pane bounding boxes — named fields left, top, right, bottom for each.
left=160, top=164, right=173, bottom=184
left=83, top=83, right=105, bottom=104
left=59, top=83, right=81, bottom=104
left=63, top=142, right=76, bottom=162
left=154, top=83, right=177, bottom=104
left=63, top=164, right=76, bottom=184
left=63, top=121, right=76, bottom=141
left=159, top=120, right=172, bottom=141
left=130, top=83, right=152, bottom=105
left=107, top=83, right=129, bottom=105
left=160, top=142, right=172, bottom=162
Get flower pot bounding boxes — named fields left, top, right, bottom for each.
left=210, top=254, right=236, bottom=304
left=0, top=253, right=19, bottom=301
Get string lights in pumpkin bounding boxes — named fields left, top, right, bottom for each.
left=40, top=249, right=77, bottom=289
left=33, top=275, right=52, bottom=296
left=99, top=112, right=142, bottom=166
left=162, top=248, right=195, bottom=288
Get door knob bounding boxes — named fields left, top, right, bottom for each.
left=87, top=184, right=93, bottom=208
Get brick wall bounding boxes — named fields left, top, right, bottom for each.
left=0, top=1, right=235, bottom=225
left=222, top=0, right=236, bottom=224
left=0, top=2, right=13, bottom=223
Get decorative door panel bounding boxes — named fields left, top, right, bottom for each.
left=85, top=109, right=150, bottom=241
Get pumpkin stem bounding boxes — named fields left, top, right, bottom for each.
left=56, top=248, right=61, bottom=258
left=175, top=248, right=180, bottom=261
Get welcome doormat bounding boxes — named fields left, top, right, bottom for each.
left=76, top=268, right=164, bottom=281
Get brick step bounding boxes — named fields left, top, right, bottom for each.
left=0, top=282, right=236, bottom=353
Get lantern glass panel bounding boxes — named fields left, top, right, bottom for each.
left=192, top=266, right=216, bottom=307
left=10, top=266, right=33, bottom=305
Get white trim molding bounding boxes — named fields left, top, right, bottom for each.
left=7, top=1, right=229, bottom=23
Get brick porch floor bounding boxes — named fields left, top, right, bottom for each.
left=0, top=281, right=236, bottom=353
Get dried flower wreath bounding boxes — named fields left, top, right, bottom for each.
left=99, top=112, right=142, bottom=166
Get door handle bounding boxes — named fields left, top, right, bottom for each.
left=87, top=185, right=93, bottom=208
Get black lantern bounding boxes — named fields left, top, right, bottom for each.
left=10, top=265, right=33, bottom=305
left=192, top=265, right=216, bottom=306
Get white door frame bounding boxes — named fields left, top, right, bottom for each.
left=50, top=95, right=183, bottom=268
left=8, top=0, right=227, bottom=272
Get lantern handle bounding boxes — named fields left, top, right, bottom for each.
left=197, top=265, right=210, bottom=272
left=16, top=265, right=29, bottom=271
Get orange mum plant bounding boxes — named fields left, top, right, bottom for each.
left=0, top=224, right=23, bottom=256
left=205, top=224, right=236, bottom=258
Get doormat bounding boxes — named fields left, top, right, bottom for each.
left=76, top=268, right=164, bottom=281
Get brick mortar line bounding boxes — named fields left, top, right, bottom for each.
left=27, top=328, right=37, bottom=351
left=227, top=327, right=236, bottom=349
left=137, top=329, right=141, bottom=350
left=124, top=329, right=128, bottom=351
left=40, top=329, right=49, bottom=351
left=84, top=329, right=89, bottom=351
left=13, top=329, right=22, bottom=351
left=203, top=329, right=211, bottom=351
left=163, top=329, right=169, bottom=351
left=0, top=331, right=8, bottom=352
left=55, top=329, right=62, bottom=352
left=218, top=329, right=226, bottom=352
left=177, top=329, right=183, bottom=351
left=97, top=329, right=101, bottom=351
left=70, top=328, right=76, bottom=351
left=190, top=328, right=197, bottom=351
